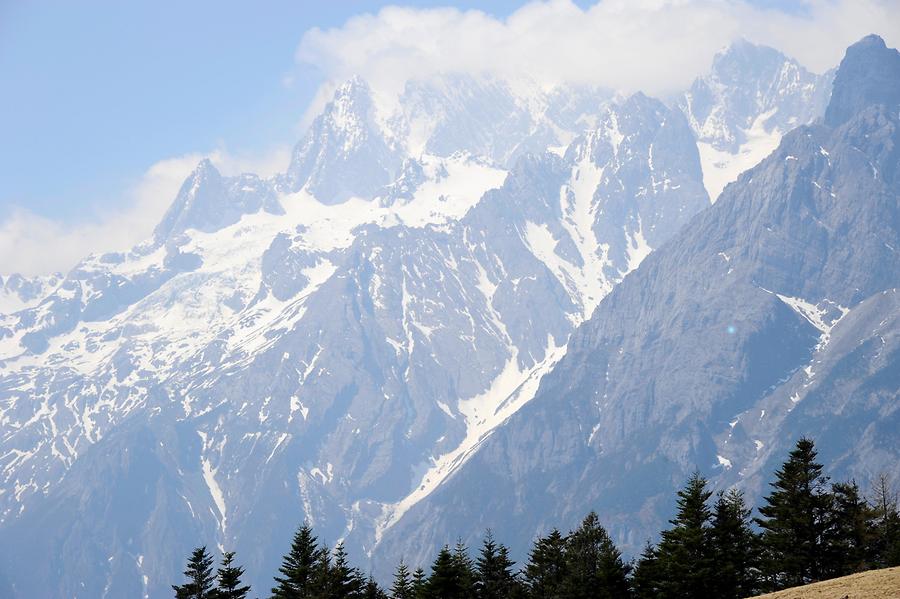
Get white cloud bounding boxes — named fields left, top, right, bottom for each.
left=296, top=0, right=900, bottom=100
left=0, top=145, right=290, bottom=276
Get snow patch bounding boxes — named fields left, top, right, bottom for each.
left=697, top=108, right=781, bottom=202
left=374, top=335, right=567, bottom=546
left=625, top=216, right=652, bottom=273
left=197, top=431, right=227, bottom=552
left=436, top=401, right=455, bottom=419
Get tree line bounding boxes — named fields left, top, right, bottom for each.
left=173, top=437, right=900, bottom=598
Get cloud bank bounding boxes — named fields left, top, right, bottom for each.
left=297, top=0, right=900, bottom=99
left=0, top=147, right=289, bottom=275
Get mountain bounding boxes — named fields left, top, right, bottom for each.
left=0, top=273, right=61, bottom=314
left=0, top=39, right=856, bottom=597
left=282, top=77, right=402, bottom=203
left=374, top=34, right=900, bottom=570
left=282, top=74, right=612, bottom=205
left=825, top=34, right=900, bottom=127
left=680, top=38, right=834, bottom=201
left=389, top=75, right=612, bottom=167
left=156, top=159, right=284, bottom=241
left=0, top=83, right=707, bottom=596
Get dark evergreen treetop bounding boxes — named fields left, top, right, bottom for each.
left=427, top=546, right=470, bottom=599
left=216, top=551, right=252, bottom=599
left=330, top=542, right=364, bottom=599
left=391, top=561, right=414, bottom=599
left=631, top=542, right=662, bottom=599
left=173, top=546, right=217, bottom=599
left=710, top=489, right=759, bottom=599
left=452, top=540, right=477, bottom=599
left=522, top=529, right=567, bottom=599
left=656, top=472, right=714, bottom=599
left=411, top=567, right=428, bottom=599
left=756, top=437, right=831, bottom=588
left=871, top=473, right=900, bottom=568
left=271, top=523, right=326, bottom=599
left=363, top=575, right=388, bottom=599
left=823, top=480, right=875, bottom=577
left=562, top=511, right=631, bottom=599
left=474, top=531, right=518, bottom=599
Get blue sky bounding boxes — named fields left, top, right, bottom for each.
left=0, top=1, right=548, bottom=222
left=1, top=0, right=896, bottom=274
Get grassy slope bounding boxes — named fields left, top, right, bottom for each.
left=751, top=566, right=900, bottom=598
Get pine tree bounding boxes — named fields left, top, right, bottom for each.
left=655, top=472, right=714, bottom=599
left=823, top=481, right=875, bottom=576
left=561, top=512, right=630, bottom=599
left=427, top=546, right=468, bottom=599
left=710, top=489, right=759, bottom=598
left=522, top=530, right=567, bottom=599
left=271, top=523, right=326, bottom=599
left=363, top=576, right=387, bottom=599
left=452, top=540, right=477, bottom=599
left=756, top=437, right=831, bottom=588
left=215, top=551, right=251, bottom=599
left=329, top=543, right=363, bottom=599
left=412, top=567, right=428, bottom=599
left=173, top=546, right=217, bottom=599
left=474, top=531, right=517, bottom=599
left=631, top=542, right=663, bottom=599
left=316, top=544, right=334, bottom=599
left=590, top=523, right=630, bottom=599
left=391, top=561, right=414, bottom=599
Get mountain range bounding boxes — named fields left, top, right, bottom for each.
left=0, top=36, right=895, bottom=598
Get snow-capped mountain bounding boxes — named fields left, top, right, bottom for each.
left=374, top=34, right=900, bottom=571
left=389, top=75, right=611, bottom=167
left=680, top=38, right=834, bottom=201
left=282, top=74, right=612, bottom=206
left=0, top=273, right=61, bottom=314
left=0, top=39, right=855, bottom=597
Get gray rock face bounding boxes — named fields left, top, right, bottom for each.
left=155, top=159, right=283, bottom=241
left=284, top=78, right=402, bottom=203
left=375, top=34, right=900, bottom=571
left=824, top=34, right=900, bottom=127
left=573, top=92, right=708, bottom=269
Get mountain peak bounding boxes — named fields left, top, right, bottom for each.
left=153, top=157, right=281, bottom=241
left=857, top=33, right=888, bottom=49
left=336, top=74, right=370, bottom=95
left=194, top=157, right=217, bottom=173
left=153, top=160, right=225, bottom=240
left=824, top=33, right=900, bottom=127
left=283, top=75, right=399, bottom=203
left=712, top=38, right=784, bottom=71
